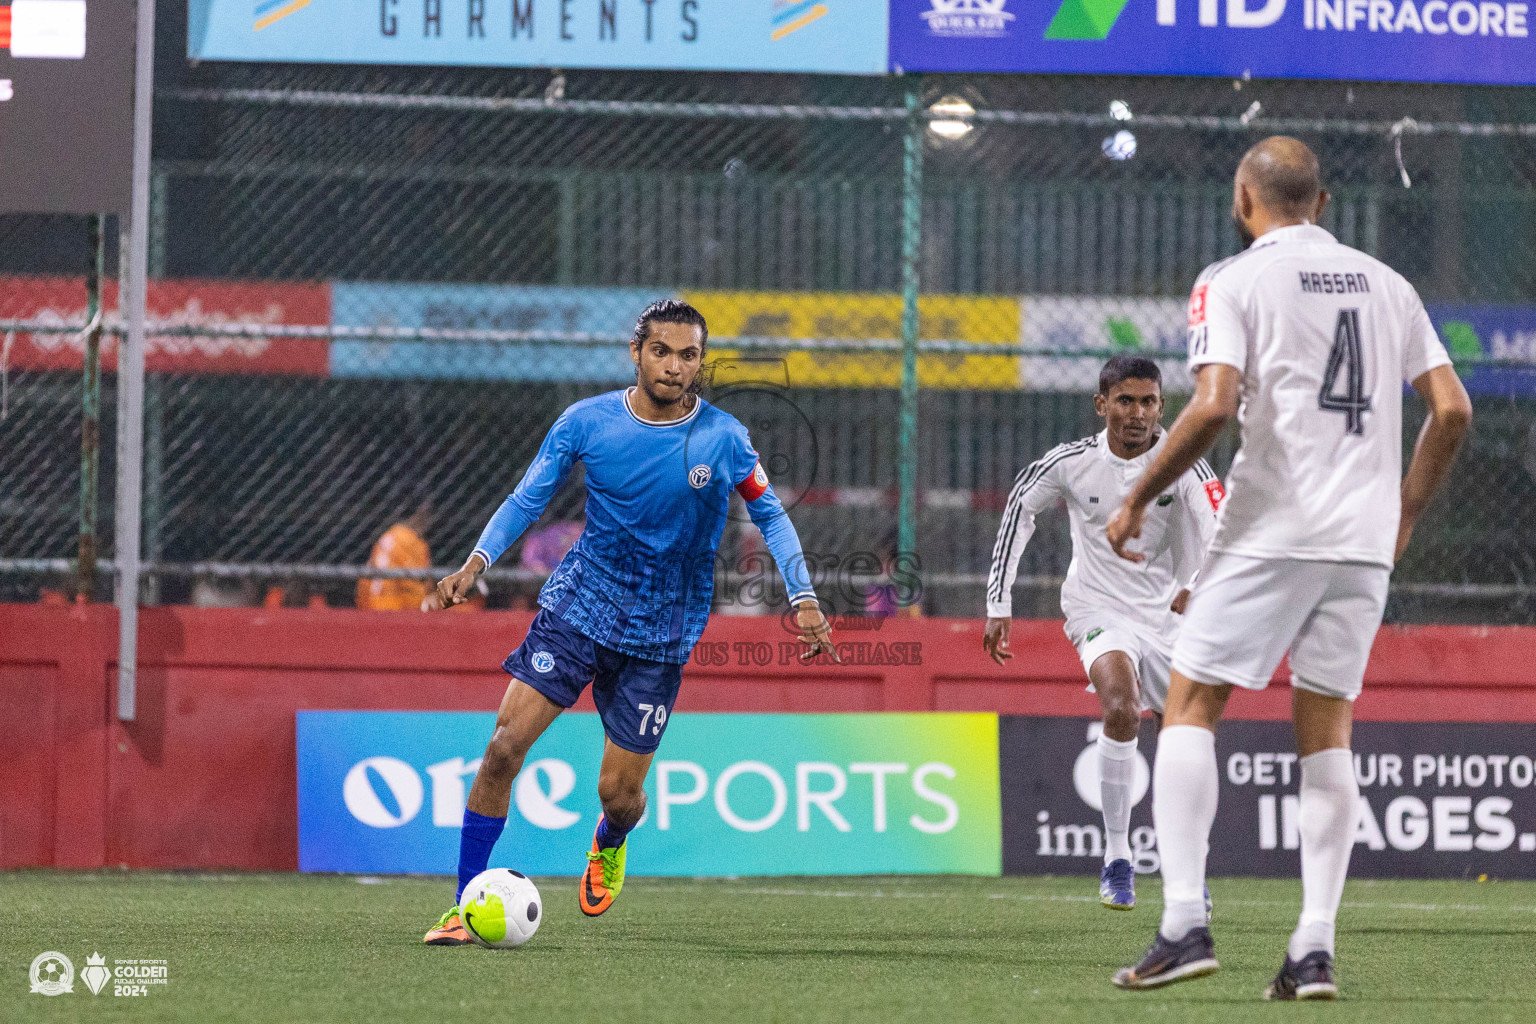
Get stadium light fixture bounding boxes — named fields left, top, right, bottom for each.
left=927, top=95, right=975, bottom=141
left=1109, top=100, right=1133, bottom=122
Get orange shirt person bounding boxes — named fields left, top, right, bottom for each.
left=357, top=507, right=431, bottom=611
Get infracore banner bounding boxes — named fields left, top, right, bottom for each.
left=890, top=0, right=1536, bottom=86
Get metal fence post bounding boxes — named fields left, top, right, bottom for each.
left=142, top=372, right=162, bottom=605
left=148, top=166, right=168, bottom=279
left=898, top=82, right=924, bottom=590
left=77, top=214, right=105, bottom=601
left=117, top=0, right=158, bottom=721
left=557, top=174, right=578, bottom=285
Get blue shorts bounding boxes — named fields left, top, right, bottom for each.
left=502, top=609, right=684, bottom=755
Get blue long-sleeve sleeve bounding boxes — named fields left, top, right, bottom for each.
left=728, top=426, right=816, bottom=606
left=470, top=412, right=579, bottom=567
left=745, top=488, right=816, bottom=605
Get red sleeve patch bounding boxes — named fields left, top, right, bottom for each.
left=1188, top=284, right=1209, bottom=326
left=736, top=461, right=770, bottom=502
left=1203, top=478, right=1226, bottom=512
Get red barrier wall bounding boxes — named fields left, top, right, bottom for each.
left=4, top=604, right=1536, bottom=871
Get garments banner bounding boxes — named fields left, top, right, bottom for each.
left=189, top=0, right=889, bottom=74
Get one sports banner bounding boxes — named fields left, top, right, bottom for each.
left=1001, top=717, right=1536, bottom=879
left=188, top=0, right=889, bottom=74
left=890, top=0, right=1536, bottom=85
left=297, top=711, right=1002, bottom=875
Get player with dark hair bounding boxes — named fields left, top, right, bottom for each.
left=423, top=299, right=839, bottom=944
left=985, top=354, right=1222, bottom=911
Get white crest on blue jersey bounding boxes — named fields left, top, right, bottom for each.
left=688, top=464, right=712, bottom=489
left=531, top=651, right=555, bottom=673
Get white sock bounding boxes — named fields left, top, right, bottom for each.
left=1289, top=748, right=1359, bottom=960
left=1099, top=733, right=1139, bottom=865
left=1154, top=725, right=1218, bottom=942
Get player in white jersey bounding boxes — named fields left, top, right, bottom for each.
left=985, top=355, right=1221, bottom=910
left=1106, top=137, right=1472, bottom=999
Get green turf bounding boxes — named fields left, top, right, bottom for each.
left=2, top=872, right=1534, bottom=1022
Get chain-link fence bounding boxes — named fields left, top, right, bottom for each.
left=3, top=26, right=1535, bottom=622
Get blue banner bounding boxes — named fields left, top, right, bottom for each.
left=1427, top=304, right=1536, bottom=397
left=330, top=283, right=665, bottom=381
left=190, top=0, right=889, bottom=73
left=889, top=0, right=1536, bottom=85
left=296, top=710, right=1002, bottom=876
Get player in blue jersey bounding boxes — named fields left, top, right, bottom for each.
left=423, top=300, right=839, bottom=944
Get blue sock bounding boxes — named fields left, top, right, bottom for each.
left=595, top=815, right=633, bottom=851
left=455, top=809, right=506, bottom=904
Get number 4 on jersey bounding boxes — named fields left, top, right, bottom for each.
left=1319, top=309, right=1372, bottom=435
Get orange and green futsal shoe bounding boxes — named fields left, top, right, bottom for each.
left=580, top=817, right=627, bottom=917
left=424, top=906, right=473, bottom=945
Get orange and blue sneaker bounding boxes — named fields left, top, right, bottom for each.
left=423, top=906, right=473, bottom=945
left=579, top=816, right=627, bottom=917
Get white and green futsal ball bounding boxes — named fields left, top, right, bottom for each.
left=460, top=869, right=542, bottom=949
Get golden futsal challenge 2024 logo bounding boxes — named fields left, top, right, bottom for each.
left=29, top=950, right=169, bottom=997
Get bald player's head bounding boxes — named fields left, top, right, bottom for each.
left=1231, top=136, right=1328, bottom=247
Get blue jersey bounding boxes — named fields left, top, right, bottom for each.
left=471, top=389, right=816, bottom=663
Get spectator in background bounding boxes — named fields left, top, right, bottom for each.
left=518, top=518, right=584, bottom=576
left=193, top=576, right=260, bottom=607
left=357, top=501, right=432, bottom=611
left=508, top=518, right=585, bottom=612
left=864, top=532, right=915, bottom=618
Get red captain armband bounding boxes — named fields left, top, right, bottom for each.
left=736, top=461, right=770, bottom=502
left=1188, top=284, right=1209, bottom=326
left=1204, top=478, right=1226, bottom=511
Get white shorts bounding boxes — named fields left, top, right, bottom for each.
left=1066, top=615, right=1174, bottom=714
left=1172, top=553, right=1390, bottom=701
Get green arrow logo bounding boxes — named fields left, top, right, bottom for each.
left=1045, top=0, right=1134, bottom=39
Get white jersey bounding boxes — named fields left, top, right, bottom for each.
left=986, top=429, right=1221, bottom=635
left=1187, top=224, right=1452, bottom=569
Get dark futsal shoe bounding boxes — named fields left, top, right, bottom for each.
left=1099, top=859, right=1135, bottom=910
left=1111, top=927, right=1219, bottom=990
left=1264, top=950, right=1338, bottom=1001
